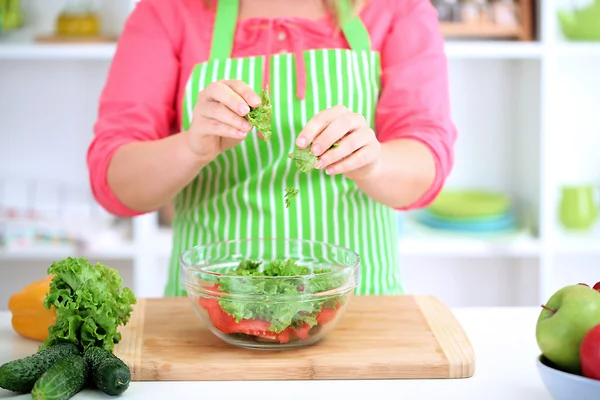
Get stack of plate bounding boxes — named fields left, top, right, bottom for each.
left=416, top=190, right=518, bottom=233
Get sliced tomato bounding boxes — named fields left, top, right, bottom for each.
left=233, top=318, right=272, bottom=336
left=198, top=288, right=320, bottom=344
left=199, top=298, right=292, bottom=343
left=202, top=300, right=237, bottom=333
left=198, top=285, right=223, bottom=316
left=316, top=307, right=337, bottom=325
left=274, top=329, right=291, bottom=344
left=199, top=296, right=219, bottom=311
left=291, top=323, right=311, bottom=340
left=233, top=319, right=295, bottom=343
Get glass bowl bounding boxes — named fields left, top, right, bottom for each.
left=180, top=238, right=360, bottom=350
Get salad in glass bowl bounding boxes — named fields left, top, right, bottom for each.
left=180, top=238, right=360, bottom=349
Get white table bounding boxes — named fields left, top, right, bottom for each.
left=0, top=307, right=552, bottom=400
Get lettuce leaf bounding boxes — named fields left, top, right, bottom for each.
left=40, top=257, right=136, bottom=352
left=285, top=143, right=339, bottom=207
left=217, top=259, right=347, bottom=333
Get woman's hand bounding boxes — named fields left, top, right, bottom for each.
left=187, top=79, right=260, bottom=163
left=296, top=105, right=382, bottom=181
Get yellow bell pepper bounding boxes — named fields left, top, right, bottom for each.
left=8, top=276, right=56, bottom=341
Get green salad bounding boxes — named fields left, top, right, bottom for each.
left=198, top=258, right=350, bottom=344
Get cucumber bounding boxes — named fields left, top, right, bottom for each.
left=0, top=342, right=80, bottom=393
left=31, top=354, right=88, bottom=400
left=84, top=346, right=130, bottom=395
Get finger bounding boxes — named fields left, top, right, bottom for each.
left=311, top=113, right=368, bottom=156
left=325, top=145, right=376, bottom=175
left=200, top=117, right=249, bottom=139
left=296, top=105, right=350, bottom=148
left=203, top=81, right=251, bottom=116
left=223, top=80, right=262, bottom=108
left=199, top=101, right=253, bottom=133
left=222, top=137, right=244, bottom=151
left=316, top=128, right=369, bottom=169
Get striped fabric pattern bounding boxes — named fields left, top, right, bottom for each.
left=165, top=49, right=403, bottom=297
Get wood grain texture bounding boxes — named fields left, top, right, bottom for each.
left=34, top=35, right=117, bottom=43
left=113, top=295, right=475, bottom=381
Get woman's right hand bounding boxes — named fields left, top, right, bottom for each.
left=187, top=79, right=261, bottom=163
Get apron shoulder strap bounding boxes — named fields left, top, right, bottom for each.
left=210, top=0, right=239, bottom=60
left=338, top=0, right=372, bottom=52
left=209, top=0, right=372, bottom=60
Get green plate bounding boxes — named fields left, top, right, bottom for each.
left=428, top=190, right=511, bottom=219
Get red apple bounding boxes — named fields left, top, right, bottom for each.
left=579, top=283, right=590, bottom=287
left=594, top=282, right=600, bottom=292
left=580, top=324, right=600, bottom=380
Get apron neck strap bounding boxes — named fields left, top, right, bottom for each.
left=210, top=0, right=239, bottom=60
left=209, top=0, right=372, bottom=60
left=338, top=0, right=371, bottom=51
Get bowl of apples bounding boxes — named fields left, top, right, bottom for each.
left=536, top=282, right=600, bottom=400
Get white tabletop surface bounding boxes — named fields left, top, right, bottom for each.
left=0, top=307, right=552, bottom=400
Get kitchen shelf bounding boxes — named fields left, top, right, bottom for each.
left=440, top=22, right=524, bottom=40
left=147, top=221, right=541, bottom=260
left=0, top=243, right=135, bottom=261
left=0, top=27, right=117, bottom=60
left=552, top=225, right=600, bottom=255
left=0, top=40, right=546, bottom=61
left=399, top=217, right=540, bottom=258
left=0, top=42, right=116, bottom=60
left=444, top=41, right=543, bottom=58
left=0, top=236, right=543, bottom=261
left=555, top=42, right=600, bottom=57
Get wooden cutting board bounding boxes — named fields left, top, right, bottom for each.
left=113, top=296, right=475, bottom=381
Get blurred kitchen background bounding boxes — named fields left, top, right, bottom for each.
left=0, top=0, right=599, bottom=310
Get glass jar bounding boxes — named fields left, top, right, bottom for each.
left=475, top=0, right=492, bottom=23
left=432, top=0, right=462, bottom=22
left=491, top=0, right=519, bottom=27
left=460, top=0, right=481, bottom=24
left=55, top=0, right=100, bottom=37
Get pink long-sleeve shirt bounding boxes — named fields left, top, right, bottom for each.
left=88, top=0, right=457, bottom=218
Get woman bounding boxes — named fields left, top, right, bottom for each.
left=87, top=0, right=457, bottom=296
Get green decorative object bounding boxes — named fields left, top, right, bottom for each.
left=558, top=0, right=600, bottom=41
left=0, top=0, right=24, bottom=32
left=428, top=189, right=511, bottom=219
left=558, top=185, right=599, bottom=231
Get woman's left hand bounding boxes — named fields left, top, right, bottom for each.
left=296, top=105, right=382, bottom=181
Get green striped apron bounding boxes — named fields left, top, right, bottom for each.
left=165, top=0, right=402, bottom=297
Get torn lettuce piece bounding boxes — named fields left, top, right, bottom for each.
left=288, top=147, right=318, bottom=173
left=284, top=187, right=299, bottom=208
left=245, top=88, right=272, bottom=140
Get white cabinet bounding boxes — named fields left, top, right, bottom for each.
left=0, top=0, right=599, bottom=308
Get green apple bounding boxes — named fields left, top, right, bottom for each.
left=536, top=284, right=600, bottom=374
